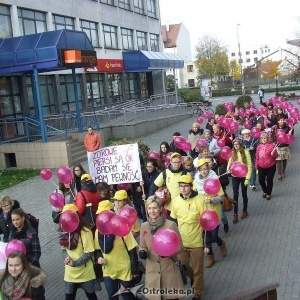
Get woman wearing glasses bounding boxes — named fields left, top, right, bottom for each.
left=72, top=164, right=87, bottom=193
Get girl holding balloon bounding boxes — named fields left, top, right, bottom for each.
left=139, top=195, right=184, bottom=300
left=0, top=251, right=46, bottom=300
left=9, top=208, right=41, bottom=268
left=94, top=201, right=139, bottom=300
left=227, top=138, right=252, bottom=223
left=60, top=204, right=100, bottom=300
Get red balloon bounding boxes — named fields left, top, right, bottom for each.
left=57, top=166, right=73, bottom=184
left=196, top=139, right=207, bottom=148
left=152, top=229, right=180, bottom=257
left=49, top=192, right=65, bottom=209
left=231, top=163, right=248, bottom=178
left=217, top=139, right=226, bottom=148
left=220, top=146, right=232, bottom=160
left=148, top=151, right=160, bottom=160
left=110, top=214, right=131, bottom=237
left=40, top=168, right=52, bottom=180
left=197, top=117, right=203, bottom=124
left=117, top=183, right=131, bottom=191
left=59, top=210, right=80, bottom=233
left=203, top=178, right=221, bottom=195
left=5, top=239, right=27, bottom=256
left=119, top=206, right=138, bottom=226
left=96, top=210, right=115, bottom=235
left=199, top=210, right=219, bottom=231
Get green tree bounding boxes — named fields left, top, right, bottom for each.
left=166, top=74, right=175, bottom=92
left=195, top=35, right=229, bottom=80
left=229, top=60, right=240, bottom=81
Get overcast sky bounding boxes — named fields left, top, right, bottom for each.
left=159, top=0, right=299, bottom=58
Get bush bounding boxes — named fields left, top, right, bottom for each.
left=215, top=104, right=227, bottom=116
left=178, top=88, right=200, bottom=102
left=235, top=95, right=253, bottom=108
left=105, top=137, right=150, bottom=164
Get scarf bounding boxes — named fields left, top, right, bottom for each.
left=2, top=269, right=30, bottom=300
left=204, top=137, right=212, bottom=145
left=148, top=213, right=166, bottom=235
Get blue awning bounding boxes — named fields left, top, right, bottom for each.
left=0, top=29, right=95, bottom=75
left=123, top=50, right=184, bottom=72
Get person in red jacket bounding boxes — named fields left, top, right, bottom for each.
left=255, top=133, right=278, bottom=200
left=84, top=126, right=101, bottom=152
left=75, top=174, right=101, bottom=229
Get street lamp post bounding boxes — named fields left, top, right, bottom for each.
left=237, top=24, right=245, bottom=95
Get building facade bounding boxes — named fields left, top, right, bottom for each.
left=0, top=0, right=165, bottom=120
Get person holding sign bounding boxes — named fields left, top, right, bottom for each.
left=84, top=126, right=101, bottom=152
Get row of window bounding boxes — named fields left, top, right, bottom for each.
left=231, top=48, right=271, bottom=57
left=0, top=3, right=159, bottom=51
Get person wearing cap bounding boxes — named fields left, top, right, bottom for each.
left=75, top=174, right=101, bottom=229
left=241, top=128, right=259, bottom=190
left=227, top=138, right=252, bottom=223
left=149, top=152, right=188, bottom=213
left=171, top=174, right=205, bottom=300
left=84, top=125, right=101, bottom=152
left=139, top=195, right=184, bottom=299
left=193, top=159, right=227, bottom=268
left=112, top=190, right=140, bottom=238
left=94, top=200, right=139, bottom=300
left=61, top=204, right=100, bottom=300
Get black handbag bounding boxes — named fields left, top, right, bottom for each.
left=80, top=192, right=95, bottom=229
left=170, top=257, right=187, bottom=285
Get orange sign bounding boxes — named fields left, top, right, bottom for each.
left=85, top=59, right=124, bottom=72
left=63, top=50, right=97, bottom=66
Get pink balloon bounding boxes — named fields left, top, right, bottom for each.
left=119, top=206, right=138, bottom=226
left=199, top=210, right=219, bottom=231
left=229, top=161, right=240, bottom=172
left=59, top=210, right=80, bottom=233
left=217, top=139, right=226, bottom=148
left=244, top=120, right=252, bottom=129
left=231, top=163, right=248, bottom=178
left=276, top=134, right=287, bottom=144
left=286, top=134, right=295, bottom=144
left=152, top=229, right=180, bottom=257
left=196, top=139, right=207, bottom=148
left=5, top=239, right=27, bottom=256
left=297, top=99, right=300, bottom=105
left=110, top=214, right=131, bottom=237
left=203, top=111, right=213, bottom=119
left=220, top=146, right=232, bottom=160
left=251, top=127, right=261, bottom=139
left=165, top=152, right=173, bottom=162
left=174, top=136, right=186, bottom=149
left=203, top=178, right=221, bottom=195
left=197, top=117, right=203, bottom=124
left=177, top=140, right=187, bottom=150
left=148, top=151, right=160, bottom=160
left=117, top=183, right=131, bottom=191
left=49, top=192, right=65, bottom=209
left=184, top=141, right=192, bottom=151
left=96, top=210, right=115, bottom=235
left=57, top=166, right=73, bottom=184
left=40, top=168, right=52, bottom=180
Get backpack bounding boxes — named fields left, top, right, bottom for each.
left=27, top=213, right=39, bottom=233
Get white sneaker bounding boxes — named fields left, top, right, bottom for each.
left=250, top=185, right=256, bottom=190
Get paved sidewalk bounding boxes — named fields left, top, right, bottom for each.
left=1, top=112, right=300, bottom=299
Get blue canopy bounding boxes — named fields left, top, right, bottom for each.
left=0, top=29, right=94, bottom=75
left=123, top=50, right=184, bottom=72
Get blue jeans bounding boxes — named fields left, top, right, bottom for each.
left=103, top=277, right=135, bottom=300
left=231, top=177, right=248, bottom=214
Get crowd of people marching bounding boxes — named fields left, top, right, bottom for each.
left=0, top=95, right=298, bottom=300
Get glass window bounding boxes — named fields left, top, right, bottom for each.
left=147, top=0, right=156, bottom=18
left=107, top=73, right=123, bottom=103
left=136, top=31, right=147, bottom=50
left=80, top=20, right=99, bottom=47
left=188, top=79, right=195, bottom=87
left=59, top=75, right=82, bottom=112
left=253, top=50, right=257, bottom=54
left=246, top=51, right=250, bottom=55
left=18, top=8, right=47, bottom=35
left=103, top=24, right=118, bottom=49
left=86, top=73, right=106, bottom=107
left=53, top=15, right=75, bottom=30
left=231, top=53, right=235, bottom=57
left=119, top=0, right=131, bottom=10
left=149, top=33, right=159, bottom=51
left=125, top=73, right=138, bottom=100
left=100, top=0, right=115, bottom=5
left=140, top=73, right=148, bottom=100
left=0, top=4, right=12, bottom=38
left=121, top=28, right=134, bottom=50
left=134, top=0, right=145, bottom=14
left=187, top=65, right=194, bottom=72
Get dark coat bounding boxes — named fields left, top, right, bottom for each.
left=142, top=169, right=160, bottom=198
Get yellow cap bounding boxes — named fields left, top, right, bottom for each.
left=170, top=152, right=181, bottom=160
left=112, top=190, right=128, bottom=201
left=81, top=173, right=92, bottom=181
left=178, top=174, right=193, bottom=184
left=197, top=158, right=207, bottom=168
left=62, top=204, right=78, bottom=213
left=96, top=200, right=113, bottom=214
